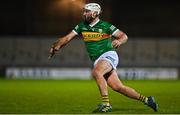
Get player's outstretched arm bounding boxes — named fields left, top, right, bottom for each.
left=48, top=31, right=77, bottom=59
left=112, top=30, right=128, bottom=48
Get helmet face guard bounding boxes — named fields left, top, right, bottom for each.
left=84, top=3, right=101, bottom=15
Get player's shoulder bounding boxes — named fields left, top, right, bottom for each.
left=75, top=21, right=83, bottom=27
left=74, top=21, right=84, bottom=30
left=75, top=21, right=88, bottom=28
left=98, top=20, right=113, bottom=27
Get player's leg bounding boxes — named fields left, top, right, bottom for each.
left=92, top=59, right=113, bottom=112
left=106, top=70, right=158, bottom=111
left=92, top=59, right=112, bottom=102
left=92, top=51, right=119, bottom=113
left=106, top=70, right=140, bottom=99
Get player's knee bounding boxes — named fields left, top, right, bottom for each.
left=92, top=69, right=98, bottom=78
left=92, top=69, right=102, bottom=79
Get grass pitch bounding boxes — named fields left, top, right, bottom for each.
left=0, top=78, right=180, bottom=114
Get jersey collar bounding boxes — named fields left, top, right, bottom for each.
left=89, top=19, right=100, bottom=27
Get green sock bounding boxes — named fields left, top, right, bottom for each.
left=139, top=94, right=148, bottom=104
left=102, top=95, right=110, bottom=105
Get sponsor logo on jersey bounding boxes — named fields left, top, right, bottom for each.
left=82, top=32, right=111, bottom=41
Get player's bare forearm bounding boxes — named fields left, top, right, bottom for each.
left=48, top=31, right=76, bottom=59
left=53, top=36, right=70, bottom=50
left=112, top=31, right=128, bottom=48
left=116, top=31, right=128, bottom=44
left=48, top=37, right=67, bottom=60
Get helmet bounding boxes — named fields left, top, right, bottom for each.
left=84, top=3, right=101, bottom=15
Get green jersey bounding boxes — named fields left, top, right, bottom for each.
left=73, top=19, right=119, bottom=61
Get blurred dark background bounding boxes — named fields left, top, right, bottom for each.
left=0, top=0, right=180, bottom=37
left=0, top=0, right=180, bottom=78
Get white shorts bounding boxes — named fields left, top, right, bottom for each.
left=94, top=51, right=119, bottom=70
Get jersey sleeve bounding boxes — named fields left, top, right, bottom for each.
left=72, top=23, right=82, bottom=35
left=108, top=24, right=120, bottom=36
